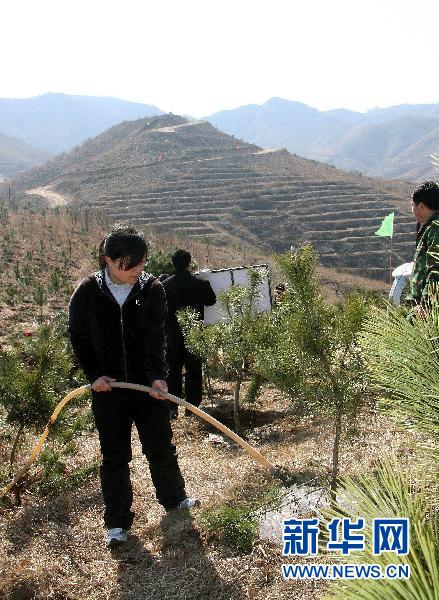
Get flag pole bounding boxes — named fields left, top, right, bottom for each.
left=389, top=236, right=393, bottom=285
left=374, top=212, right=394, bottom=284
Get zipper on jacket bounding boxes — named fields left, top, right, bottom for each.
left=120, top=305, right=128, bottom=382
left=97, top=271, right=152, bottom=382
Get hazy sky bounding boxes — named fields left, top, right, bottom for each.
left=1, top=0, right=437, bottom=116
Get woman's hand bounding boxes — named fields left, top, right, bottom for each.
left=150, top=379, right=168, bottom=399
left=91, top=376, right=116, bottom=392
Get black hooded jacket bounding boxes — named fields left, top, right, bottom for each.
left=162, top=270, right=216, bottom=339
left=69, top=271, right=167, bottom=385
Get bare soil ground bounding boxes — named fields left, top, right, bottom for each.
left=0, top=380, right=417, bottom=600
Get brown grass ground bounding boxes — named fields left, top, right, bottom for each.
left=0, top=380, right=418, bottom=600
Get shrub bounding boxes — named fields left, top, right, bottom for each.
left=202, top=505, right=258, bottom=554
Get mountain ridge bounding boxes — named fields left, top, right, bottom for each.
left=0, top=92, right=163, bottom=155
left=0, top=133, right=51, bottom=178
left=206, top=98, right=439, bottom=181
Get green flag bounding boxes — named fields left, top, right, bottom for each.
left=375, top=212, right=394, bottom=238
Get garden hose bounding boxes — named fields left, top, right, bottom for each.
left=1, top=381, right=282, bottom=499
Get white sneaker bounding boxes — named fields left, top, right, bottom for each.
left=178, top=497, right=201, bottom=510
left=106, top=527, right=128, bottom=548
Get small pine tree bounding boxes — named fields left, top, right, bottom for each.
left=146, top=248, right=198, bottom=278
left=255, top=246, right=374, bottom=498
left=0, top=318, right=88, bottom=498
left=32, top=282, right=48, bottom=321
left=0, top=323, right=72, bottom=468
left=3, top=284, right=20, bottom=307
left=147, top=248, right=176, bottom=278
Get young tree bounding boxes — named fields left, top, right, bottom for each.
left=146, top=247, right=198, bottom=278
left=255, top=245, right=373, bottom=498
left=32, top=282, right=48, bottom=322
left=178, top=269, right=269, bottom=433
left=0, top=318, right=85, bottom=499
left=147, top=248, right=176, bottom=278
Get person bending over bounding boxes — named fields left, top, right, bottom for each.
left=162, top=249, right=216, bottom=419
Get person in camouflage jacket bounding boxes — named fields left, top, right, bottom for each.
left=407, top=181, right=439, bottom=307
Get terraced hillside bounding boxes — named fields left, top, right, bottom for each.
left=15, top=114, right=415, bottom=279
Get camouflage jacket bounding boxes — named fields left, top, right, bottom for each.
left=407, top=213, right=439, bottom=304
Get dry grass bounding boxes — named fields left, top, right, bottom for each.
left=0, top=380, right=419, bottom=600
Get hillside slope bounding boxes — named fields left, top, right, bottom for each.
left=14, top=114, right=415, bottom=280
left=0, top=93, right=163, bottom=154
left=206, top=98, right=439, bottom=181
left=0, top=133, right=51, bottom=178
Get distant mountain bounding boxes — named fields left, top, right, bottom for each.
left=14, top=114, right=414, bottom=281
left=313, top=116, right=439, bottom=180
left=0, top=133, right=51, bottom=178
left=205, top=98, right=347, bottom=158
left=205, top=98, right=439, bottom=181
left=0, top=93, right=163, bottom=154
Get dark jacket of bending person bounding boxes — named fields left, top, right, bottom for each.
left=163, top=249, right=216, bottom=417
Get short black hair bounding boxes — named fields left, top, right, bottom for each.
left=98, top=227, right=148, bottom=270
left=171, top=248, right=191, bottom=271
left=412, top=181, right=439, bottom=210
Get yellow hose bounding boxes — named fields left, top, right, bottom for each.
left=1, top=381, right=277, bottom=499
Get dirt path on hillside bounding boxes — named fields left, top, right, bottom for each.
left=253, top=148, right=279, bottom=155
left=150, top=120, right=202, bottom=133
left=25, top=186, right=70, bottom=207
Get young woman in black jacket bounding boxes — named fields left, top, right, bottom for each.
left=69, top=227, right=199, bottom=548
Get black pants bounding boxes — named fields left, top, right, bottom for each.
left=92, top=388, right=186, bottom=529
left=167, top=333, right=203, bottom=411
